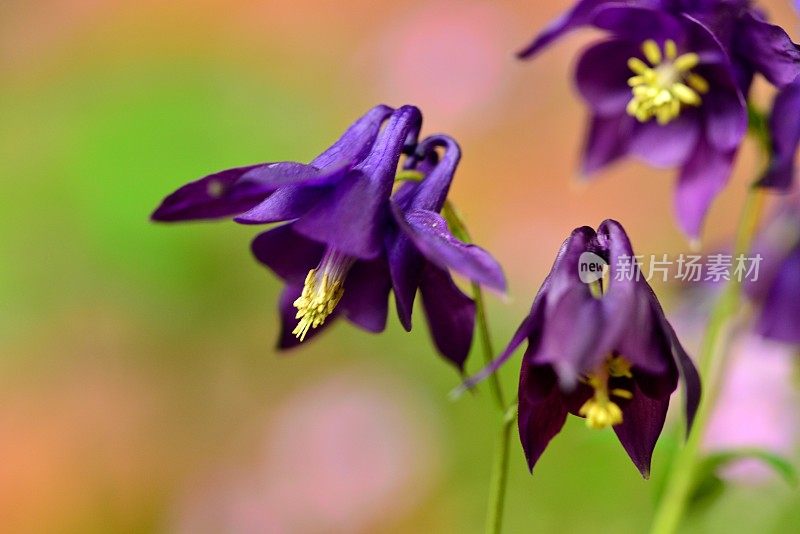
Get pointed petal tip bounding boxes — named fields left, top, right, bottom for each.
left=688, top=237, right=702, bottom=252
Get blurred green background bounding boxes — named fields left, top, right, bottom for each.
left=1, top=0, right=798, bottom=532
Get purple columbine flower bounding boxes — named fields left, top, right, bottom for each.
left=518, top=1, right=800, bottom=238
left=152, top=105, right=505, bottom=368
left=469, top=220, right=700, bottom=476
left=748, top=194, right=800, bottom=344
left=758, top=76, right=800, bottom=189
left=249, top=130, right=505, bottom=368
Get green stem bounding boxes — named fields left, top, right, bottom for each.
left=648, top=186, right=766, bottom=534
left=485, top=405, right=517, bottom=534
left=473, top=282, right=506, bottom=410
left=443, top=201, right=506, bottom=410
left=440, top=200, right=512, bottom=532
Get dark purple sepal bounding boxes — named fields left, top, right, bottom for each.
left=419, top=263, right=476, bottom=370
left=151, top=164, right=271, bottom=221
left=518, top=358, right=569, bottom=472
left=613, top=382, right=670, bottom=478
left=393, top=208, right=507, bottom=292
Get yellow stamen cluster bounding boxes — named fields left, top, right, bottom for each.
left=292, top=251, right=353, bottom=341
left=579, top=355, right=634, bottom=429
left=626, top=39, right=709, bottom=125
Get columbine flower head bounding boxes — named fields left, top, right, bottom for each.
left=748, top=194, right=800, bottom=344
left=471, top=220, right=700, bottom=476
left=518, top=0, right=800, bottom=238
left=152, top=105, right=505, bottom=368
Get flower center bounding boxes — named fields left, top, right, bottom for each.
left=579, top=355, right=634, bottom=429
left=626, top=39, right=709, bottom=125
left=292, top=249, right=354, bottom=341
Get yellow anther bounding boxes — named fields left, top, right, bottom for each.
left=611, top=388, right=634, bottom=400
left=664, top=39, right=677, bottom=60
left=607, top=354, right=633, bottom=378
left=292, top=251, right=353, bottom=341
left=628, top=57, right=650, bottom=75
left=579, top=355, right=634, bottom=429
left=687, top=73, right=710, bottom=94
left=673, top=52, right=700, bottom=72
left=642, top=39, right=662, bottom=65
left=626, top=39, right=709, bottom=124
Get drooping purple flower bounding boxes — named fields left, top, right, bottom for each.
left=468, top=220, right=700, bottom=476
left=152, top=104, right=505, bottom=368
left=518, top=1, right=800, bottom=238
left=748, top=194, right=800, bottom=344
left=250, top=130, right=505, bottom=368
left=758, top=76, right=800, bottom=189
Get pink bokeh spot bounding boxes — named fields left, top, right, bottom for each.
left=704, top=333, right=800, bottom=483
left=172, top=370, right=441, bottom=532
left=370, top=1, right=512, bottom=126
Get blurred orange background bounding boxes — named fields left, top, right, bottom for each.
left=1, top=0, right=798, bottom=532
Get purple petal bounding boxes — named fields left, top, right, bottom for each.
left=386, top=230, right=424, bottom=331
left=419, top=263, right=476, bottom=370
left=736, top=11, right=800, bottom=89
left=395, top=208, right=506, bottom=291
left=338, top=257, right=392, bottom=333
left=629, top=112, right=701, bottom=168
left=251, top=224, right=324, bottom=285
left=535, top=284, right=604, bottom=385
left=613, top=381, right=670, bottom=478
left=646, top=285, right=701, bottom=435
left=408, top=135, right=461, bottom=212
left=594, top=220, right=644, bottom=365
left=576, top=39, right=638, bottom=117
left=701, top=66, right=748, bottom=152
left=591, top=6, right=685, bottom=44
left=581, top=113, right=633, bottom=176
left=614, top=289, right=675, bottom=377
left=518, top=359, right=568, bottom=472
left=675, top=138, right=736, bottom=239
left=310, top=104, right=395, bottom=168
left=294, top=106, right=423, bottom=259
left=517, top=0, right=616, bottom=59
left=759, top=77, right=800, bottom=190
left=539, top=226, right=596, bottom=303
left=293, top=170, right=388, bottom=259
left=235, top=183, right=329, bottom=224
left=757, top=245, right=800, bottom=344
left=238, top=161, right=339, bottom=188
left=151, top=164, right=271, bottom=221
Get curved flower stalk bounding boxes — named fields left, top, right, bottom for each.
left=466, top=220, right=700, bottom=476
left=151, top=105, right=506, bottom=368
left=518, top=0, right=800, bottom=238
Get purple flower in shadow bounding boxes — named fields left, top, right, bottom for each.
left=518, top=1, right=800, bottom=238
left=152, top=105, right=505, bottom=368
left=748, top=193, right=800, bottom=344
left=758, top=76, right=800, bottom=189
left=466, top=220, right=700, bottom=476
